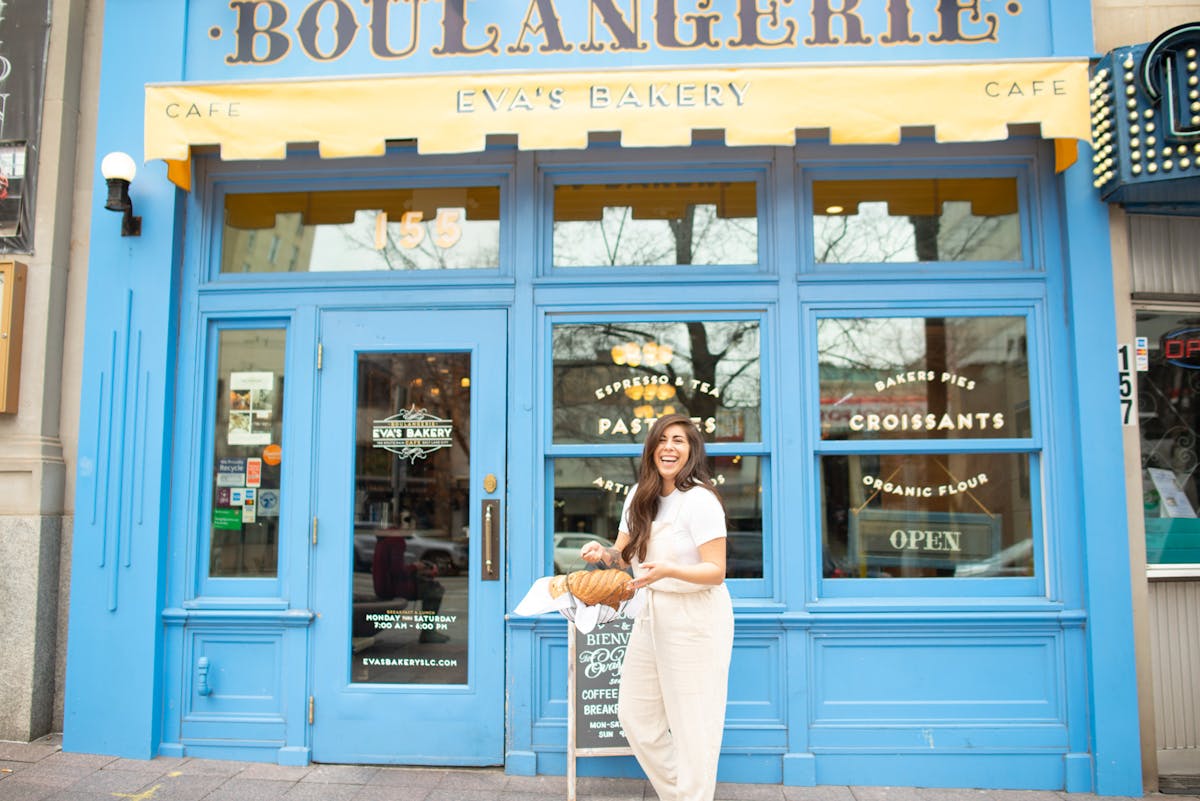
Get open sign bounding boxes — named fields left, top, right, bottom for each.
left=1163, top=328, right=1200, bottom=369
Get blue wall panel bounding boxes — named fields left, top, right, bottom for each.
left=726, top=635, right=785, bottom=725
left=816, top=753, right=1067, bottom=790
left=186, top=634, right=285, bottom=718
left=811, top=635, right=1062, bottom=724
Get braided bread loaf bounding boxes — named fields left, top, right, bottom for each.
left=565, top=569, right=634, bottom=609
left=548, top=574, right=569, bottom=599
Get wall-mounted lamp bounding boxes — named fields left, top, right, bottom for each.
left=100, top=151, right=141, bottom=236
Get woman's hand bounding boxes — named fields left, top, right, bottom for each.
left=580, top=540, right=607, bottom=564
left=631, top=561, right=676, bottom=589
left=580, top=533, right=631, bottom=569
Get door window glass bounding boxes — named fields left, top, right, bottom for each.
left=552, top=320, right=761, bottom=444
left=553, top=181, right=758, bottom=267
left=551, top=455, right=764, bottom=578
left=1136, top=311, right=1200, bottom=566
left=350, top=352, right=471, bottom=684
left=209, top=329, right=285, bottom=578
left=812, top=177, right=1021, bottom=263
left=222, top=186, right=500, bottom=273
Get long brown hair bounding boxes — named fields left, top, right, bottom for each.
left=622, top=413, right=723, bottom=564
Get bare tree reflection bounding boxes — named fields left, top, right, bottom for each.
left=554, top=194, right=757, bottom=267
left=815, top=200, right=1018, bottom=264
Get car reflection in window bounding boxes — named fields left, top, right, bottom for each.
left=953, top=538, right=1034, bottom=577
left=353, top=522, right=469, bottom=576
left=552, top=530, right=766, bottom=579
left=553, top=533, right=615, bottom=575
left=726, top=531, right=763, bottom=579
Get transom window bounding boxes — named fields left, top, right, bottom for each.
left=812, top=177, right=1022, bottom=264
left=552, top=180, right=759, bottom=267
left=221, top=185, right=501, bottom=273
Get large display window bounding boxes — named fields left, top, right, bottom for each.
left=1135, top=310, right=1200, bottom=571
left=816, top=315, right=1039, bottom=585
left=551, top=320, right=761, bottom=444
left=548, top=317, right=768, bottom=584
left=819, top=316, right=1031, bottom=441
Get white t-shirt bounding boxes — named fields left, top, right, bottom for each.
left=620, top=486, right=726, bottom=583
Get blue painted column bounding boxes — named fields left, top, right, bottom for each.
left=63, top=0, right=186, bottom=758
left=1058, top=155, right=1144, bottom=795
left=1041, top=2, right=1143, bottom=792
left=505, top=150, right=539, bottom=777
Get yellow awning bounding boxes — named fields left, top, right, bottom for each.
left=146, top=61, right=1090, bottom=191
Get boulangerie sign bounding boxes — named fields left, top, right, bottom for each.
left=0, top=0, right=51, bottom=253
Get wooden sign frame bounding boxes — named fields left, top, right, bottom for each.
left=0, top=260, right=27, bottom=414
left=567, top=618, right=633, bottom=801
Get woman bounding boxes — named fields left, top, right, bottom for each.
left=580, top=413, right=734, bottom=801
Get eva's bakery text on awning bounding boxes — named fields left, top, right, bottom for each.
left=146, top=61, right=1090, bottom=187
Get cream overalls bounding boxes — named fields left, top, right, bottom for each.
left=617, top=492, right=735, bottom=801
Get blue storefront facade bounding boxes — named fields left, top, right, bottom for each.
left=65, top=1, right=1142, bottom=794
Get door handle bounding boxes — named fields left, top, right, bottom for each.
left=196, top=656, right=212, bottom=696
left=482, top=499, right=500, bottom=581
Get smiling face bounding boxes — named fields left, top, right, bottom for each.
left=653, top=422, right=692, bottom=493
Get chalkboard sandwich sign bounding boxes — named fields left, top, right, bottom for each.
left=515, top=569, right=644, bottom=799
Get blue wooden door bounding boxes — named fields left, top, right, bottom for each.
left=311, top=308, right=506, bottom=764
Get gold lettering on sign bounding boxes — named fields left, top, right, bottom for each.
left=861, top=472, right=989, bottom=498
left=369, top=209, right=465, bottom=250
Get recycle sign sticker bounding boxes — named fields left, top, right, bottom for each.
left=372, top=406, right=455, bottom=463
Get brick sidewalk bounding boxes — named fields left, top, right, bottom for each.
left=0, top=736, right=1178, bottom=801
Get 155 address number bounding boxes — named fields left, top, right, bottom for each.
left=374, top=209, right=464, bottom=251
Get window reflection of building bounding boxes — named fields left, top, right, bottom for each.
left=817, top=316, right=1034, bottom=578
left=349, top=351, right=472, bottom=686
left=551, top=455, right=764, bottom=579
left=354, top=353, right=471, bottom=539
left=552, top=181, right=759, bottom=268
left=552, top=321, right=761, bottom=444
left=822, top=453, right=1033, bottom=579
left=813, top=177, right=1022, bottom=264
left=221, top=187, right=502, bottom=273
left=550, top=318, right=766, bottom=579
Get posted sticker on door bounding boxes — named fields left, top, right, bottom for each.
left=246, top=457, right=262, bottom=488
left=228, top=372, right=275, bottom=446
left=216, top=457, right=245, bottom=487
left=372, top=406, right=454, bottom=463
left=213, top=507, right=241, bottom=530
